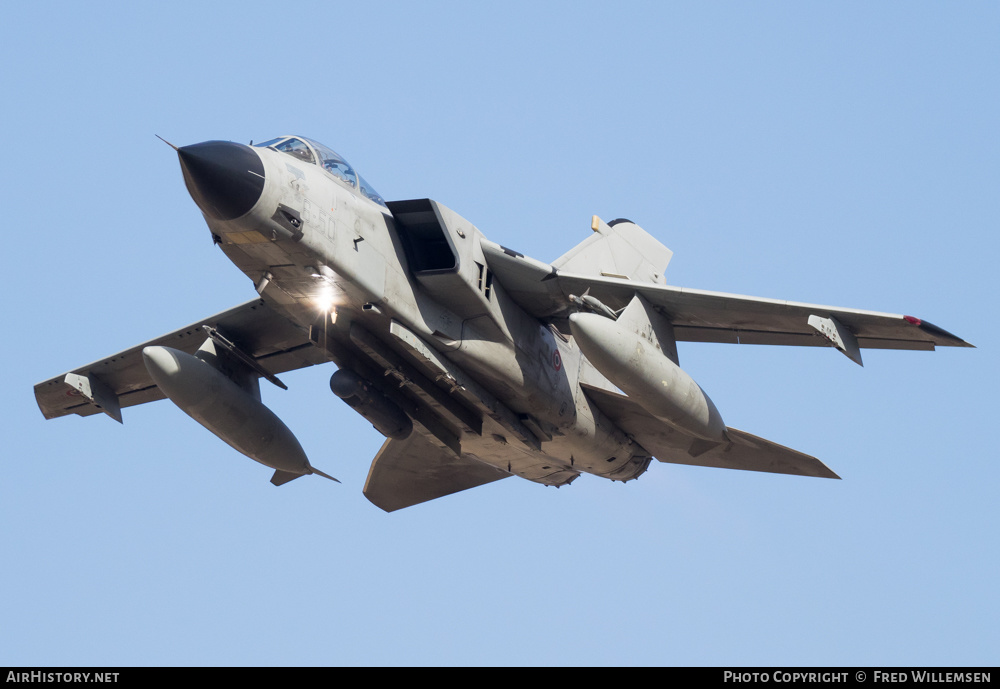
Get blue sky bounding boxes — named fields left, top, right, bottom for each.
left=2, top=1, right=996, bottom=666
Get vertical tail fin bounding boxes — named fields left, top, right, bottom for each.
left=552, top=216, right=673, bottom=285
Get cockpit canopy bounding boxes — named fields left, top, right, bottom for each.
left=254, top=136, right=387, bottom=208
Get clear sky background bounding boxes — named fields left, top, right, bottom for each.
left=1, top=1, right=996, bottom=667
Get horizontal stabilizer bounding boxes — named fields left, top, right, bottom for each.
left=581, top=383, right=840, bottom=479
left=721, top=428, right=840, bottom=479
left=364, top=433, right=509, bottom=512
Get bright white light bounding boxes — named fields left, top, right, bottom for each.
left=314, top=286, right=336, bottom=314
left=310, top=265, right=343, bottom=316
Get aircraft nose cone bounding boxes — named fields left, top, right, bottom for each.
left=177, top=141, right=265, bottom=221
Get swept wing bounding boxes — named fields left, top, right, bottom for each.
left=481, top=241, right=972, bottom=355
left=34, top=299, right=326, bottom=422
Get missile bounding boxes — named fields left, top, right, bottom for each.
left=142, top=346, right=337, bottom=485
left=329, top=369, right=413, bottom=440
left=569, top=312, right=727, bottom=442
left=568, top=290, right=618, bottom=319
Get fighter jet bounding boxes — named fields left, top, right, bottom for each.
left=34, top=136, right=973, bottom=511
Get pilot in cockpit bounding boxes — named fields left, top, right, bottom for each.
left=255, top=136, right=387, bottom=208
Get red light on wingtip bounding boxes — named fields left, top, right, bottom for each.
left=904, top=315, right=922, bottom=326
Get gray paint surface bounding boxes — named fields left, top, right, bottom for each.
left=34, top=136, right=971, bottom=510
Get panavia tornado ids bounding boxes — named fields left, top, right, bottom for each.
left=34, top=136, right=973, bottom=511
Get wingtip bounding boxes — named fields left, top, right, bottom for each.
left=904, top=316, right=973, bottom=348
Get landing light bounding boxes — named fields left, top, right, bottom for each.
left=313, top=286, right=337, bottom=314
left=308, top=265, right=342, bottom=315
